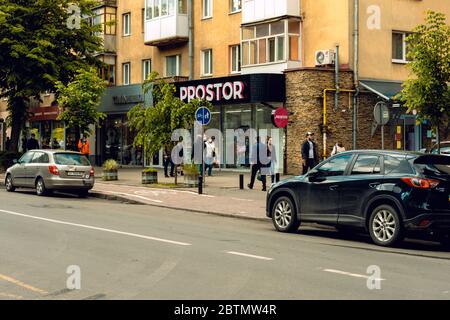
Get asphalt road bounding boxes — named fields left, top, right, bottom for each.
left=0, top=188, right=449, bottom=300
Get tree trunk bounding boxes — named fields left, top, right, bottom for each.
left=8, top=97, right=28, bottom=153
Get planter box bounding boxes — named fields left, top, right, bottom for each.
left=184, top=174, right=199, bottom=187
left=103, top=170, right=118, bottom=181
left=142, top=171, right=158, bottom=184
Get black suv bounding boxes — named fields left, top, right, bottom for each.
left=266, top=150, right=450, bottom=247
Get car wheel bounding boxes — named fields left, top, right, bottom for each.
left=36, top=178, right=48, bottom=196
left=272, top=196, right=300, bottom=232
left=5, top=174, right=15, bottom=192
left=368, top=204, right=403, bottom=247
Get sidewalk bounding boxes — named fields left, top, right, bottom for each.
left=1, top=167, right=293, bottom=221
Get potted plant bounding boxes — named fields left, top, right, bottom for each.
left=142, top=167, right=158, bottom=184
left=102, top=159, right=119, bottom=181
left=182, top=162, right=199, bottom=187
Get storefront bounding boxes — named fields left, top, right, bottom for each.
left=175, top=74, right=286, bottom=172
left=27, top=104, right=65, bottom=150
left=97, top=84, right=152, bottom=166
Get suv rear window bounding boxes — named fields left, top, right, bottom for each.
left=54, top=153, right=90, bottom=166
left=414, top=155, right=450, bottom=176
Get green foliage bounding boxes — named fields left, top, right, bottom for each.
left=55, top=67, right=107, bottom=136
left=102, top=159, right=119, bottom=171
left=127, top=71, right=211, bottom=157
left=399, top=11, right=450, bottom=134
left=142, top=167, right=158, bottom=173
left=0, top=0, right=103, bottom=150
left=182, top=162, right=199, bottom=176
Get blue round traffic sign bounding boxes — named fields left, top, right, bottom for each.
left=195, top=107, right=211, bottom=126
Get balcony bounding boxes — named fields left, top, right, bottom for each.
left=93, top=0, right=117, bottom=9
left=144, top=15, right=188, bottom=47
left=242, top=0, right=300, bottom=24
left=144, top=0, right=188, bottom=47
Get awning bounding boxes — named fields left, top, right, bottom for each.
left=359, top=80, right=403, bottom=101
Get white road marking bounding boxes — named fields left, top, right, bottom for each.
left=323, top=268, right=386, bottom=281
left=102, top=190, right=163, bottom=203
left=226, top=251, right=274, bottom=261
left=0, top=209, right=191, bottom=246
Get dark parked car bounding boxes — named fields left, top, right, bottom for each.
left=266, top=150, right=450, bottom=247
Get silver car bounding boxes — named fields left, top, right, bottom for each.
left=4, top=150, right=95, bottom=197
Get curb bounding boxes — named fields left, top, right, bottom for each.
left=89, top=191, right=269, bottom=222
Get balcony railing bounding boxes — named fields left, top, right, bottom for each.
left=242, top=0, right=300, bottom=24
left=144, top=14, right=189, bottom=47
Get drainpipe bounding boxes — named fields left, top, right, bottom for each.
left=188, top=0, right=193, bottom=80
left=352, top=0, right=359, bottom=150
left=334, top=44, right=339, bottom=112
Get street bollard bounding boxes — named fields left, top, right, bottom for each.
left=198, top=176, right=203, bottom=194
left=276, top=173, right=280, bottom=183
left=239, top=174, right=244, bottom=190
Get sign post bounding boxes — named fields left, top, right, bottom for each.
left=195, top=107, right=211, bottom=190
left=374, top=102, right=389, bottom=150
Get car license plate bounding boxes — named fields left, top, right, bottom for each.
left=67, top=171, right=82, bottom=176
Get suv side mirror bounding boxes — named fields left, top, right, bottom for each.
left=308, top=170, right=326, bottom=182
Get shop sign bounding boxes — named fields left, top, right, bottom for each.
left=179, top=81, right=245, bottom=103
left=29, top=106, right=61, bottom=122
left=113, top=95, right=145, bottom=105
left=272, top=107, right=289, bottom=128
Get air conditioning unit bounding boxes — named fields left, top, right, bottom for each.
left=315, top=50, right=335, bottom=66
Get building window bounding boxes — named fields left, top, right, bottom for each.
left=203, top=0, right=212, bottom=18
left=230, top=45, right=241, bottom=73
left=146, top=0, right=177, bottom=19
left=123, top=13, right=131, bottom=36
left=241, top=19, right=300, bottom=67
left=201, top=49, right=213, bottom=76
left=392, top=32, right=410, bottom=63
left=123, top=63, right=131, bottom=85
left=166, top=55, right=181, bottom=77
left=101, top=64, right=116, bottom=86
left=142, top=59, right=152, bottom=81
left=230, top=0, right=241, bottom=13
left=93, top=7, right=116, bottom=35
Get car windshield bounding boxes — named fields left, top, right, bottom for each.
left=54, top=153, right=90, bottom=166
left=414, top=155, right=450, bottom=176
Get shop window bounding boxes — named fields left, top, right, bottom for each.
left=230, top=45, right=241, bottom=73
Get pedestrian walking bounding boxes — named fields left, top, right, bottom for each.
left=331, top=142, right=346, bottom=156
left=266, top=136, right=277, bottom=184
left=301, top=131, right=319, bottom=175
left=5, top=136, right=10, bottom=151
left=205, top=136, right=216, bottom=176
left=248, top=136, right=267, bottom=191
left=26, top=133, right=40, bottom=150
left=163, top=145, right=175, bottom=177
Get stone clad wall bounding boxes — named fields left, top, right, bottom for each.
left=284, top=68, right=395, bottom=175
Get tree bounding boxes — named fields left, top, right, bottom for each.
left=0, top=0, right=103, bottom=152
left=127, top=72, right=210, bottom=183
left=400, top=10, right=450, bottom=148
left=55, top=67, right=107, bottom=138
